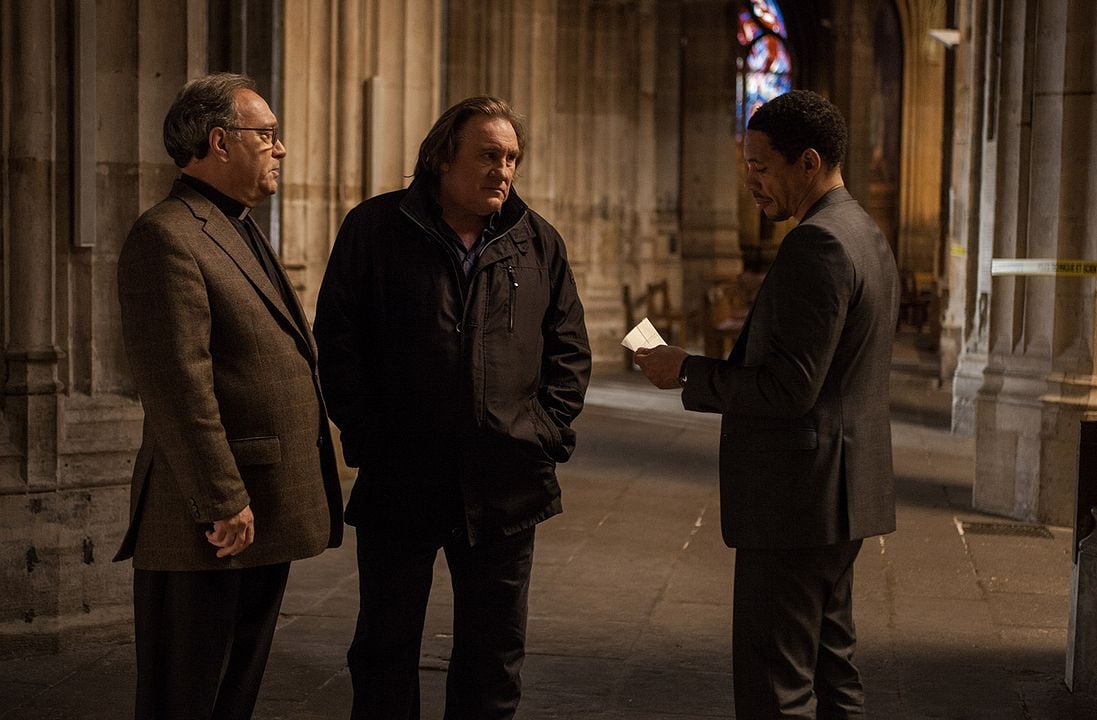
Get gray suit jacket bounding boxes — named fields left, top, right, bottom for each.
left=115, top=181, right=343, bottom=571
left=682, top=187, right=899, bottom=549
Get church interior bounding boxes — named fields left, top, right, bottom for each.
left=2, top=0, right=1095, bottom=657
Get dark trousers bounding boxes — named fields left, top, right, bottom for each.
left=732, top=540, right=864, bottom=719
left=133, top=562, right=290, bottom=720
left=347, top=526, right=536, bottom=720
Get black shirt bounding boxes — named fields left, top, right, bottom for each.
left=179, top=174, right=295, bottom=310
left=428, top=200, right=498, bottom=295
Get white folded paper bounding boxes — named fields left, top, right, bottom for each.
left=620, top=317, right=667, bottom=352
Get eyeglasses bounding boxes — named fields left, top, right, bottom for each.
left=225, top=126, right=280, bottom=147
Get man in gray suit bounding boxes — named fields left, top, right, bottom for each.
left=636, top=90, right=899, bottom=718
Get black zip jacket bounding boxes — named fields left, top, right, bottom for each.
left=314, top=178, right=591, bottom=544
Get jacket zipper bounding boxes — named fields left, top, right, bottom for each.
left=399, top=207, right=519, bottom=426
left=506, top=264, right=518, bottom=333
left=400, top=210, right=477, bottom=331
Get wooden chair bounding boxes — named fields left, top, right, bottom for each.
left=621, top=280, right=688, bottom=369
left=644, top=280, right=688, bottom=347
left=898, top=270, right=933, bottom=332
left=702, top=271, right=764, bottom=358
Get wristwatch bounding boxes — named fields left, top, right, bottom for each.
left=677, top=357, right=689, bottom=387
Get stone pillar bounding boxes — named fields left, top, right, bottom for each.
left=829, top=0, right=874, bottom=205
left=1, top=0, right=191, bottom=650
left=940, top=0, right=976, bottom=386
left=630, top=0, right=671, bottom=312
left=896, top=0, right=947, bottom=278
left=3, top=0, right=63, bottom=404
left=952, top=0, right=997, bottom=433
left=547, top=1, right=606, bottom=352
left=281, top=0, right=343, bottom=314
left=562, top=0, right=649, bottom=362
left=1, top=1, right=65, bottom=649
left=458, top=0, right=560, bottom=212
left=654, top=0, right=683, bottom=287
left=974, top=0, right=1093, bottom=525
left=678, top=0, right=740, bottom=332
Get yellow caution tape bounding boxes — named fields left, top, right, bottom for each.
left=991, top=259, right=1097, bottom=277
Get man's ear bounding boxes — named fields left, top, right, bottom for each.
left=801, top=148, right=822, bottom=174
left=209, top=127, right=230, bottom=162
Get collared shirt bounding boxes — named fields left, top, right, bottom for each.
left=179, top=174, right=295, bottom=311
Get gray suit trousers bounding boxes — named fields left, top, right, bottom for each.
left=732, top=540, right=864, bottom=719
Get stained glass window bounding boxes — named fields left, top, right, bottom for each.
left=736, top=0, right=792, bottom=138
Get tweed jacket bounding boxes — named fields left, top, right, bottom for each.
left=682, top=187, right=900, bottom=549
left=114, top=180, right=343, bottom=571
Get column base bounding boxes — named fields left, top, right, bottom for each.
left=951, top=350, right=985, bottom=435
left=974, top=365, right=1092, bottom=526
left=0, top=604, right=134, bottom=658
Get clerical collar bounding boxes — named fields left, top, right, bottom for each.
left=180, top=174, right=250, bottom=220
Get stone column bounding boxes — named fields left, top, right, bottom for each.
left=4, top=0, right=63, bottom=408
left=476, top=0, right=560, bottom=211
left=631, top=0, right=670, bottom=310
left=1, top=0, right=192, bottom=647
left=562, top=1, right=645, bottom=362
left=654, top=0, right=683, bottom=285
left=281, top=0, right=342, bottom=314
left=940, top=0, right=976, bottom=386
left=1040, top=0, right=1097, bottom=515
left=2, top=1, right=65, bottom=646
left=548, top=0, right=603, bottom=347
left=678, top=0, right=740, bottom=330
left=952, top=0, right=996, bottom=433
left=974, top=0, right=1092, bottom=525
left=829, top=0, right=874, bottom=205
left=896, top=0, right=947, bottom=278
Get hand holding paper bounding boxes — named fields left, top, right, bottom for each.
left=621, top=317, right=667, bottom=352
left=623, top=319, right=688, bottom=390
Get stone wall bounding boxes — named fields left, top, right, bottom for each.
left=951, top=0, right=1097, bottom=525
left=279, top=0, right=445, bottom=316
left=0, top=0, right=202, bottom=651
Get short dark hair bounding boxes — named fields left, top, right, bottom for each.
left=163, top=73, right=258, bottom=168
left=747, top=89, right=848, bottom=169
left=413, top=96, right=526, bottom=182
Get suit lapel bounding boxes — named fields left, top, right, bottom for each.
left=267, top=245, right=319, bottom=360
left=172, top=183, right=312, bottom=356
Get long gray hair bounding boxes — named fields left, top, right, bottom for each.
left=413, top=96, right=526, bottom=183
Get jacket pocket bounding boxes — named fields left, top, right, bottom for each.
left=227, top=436, right=282, bottom=466
left=527, top=398, right=562, bottom=454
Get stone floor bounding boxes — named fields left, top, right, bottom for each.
left=3, top=332, right=1096, bottom=718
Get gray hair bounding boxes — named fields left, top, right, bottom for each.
left=414, top=96, right=526, bottom=183
left=163, top=73, right=258, bottom=168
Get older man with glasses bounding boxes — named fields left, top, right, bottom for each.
left=114, top=72, right=343, bottom=720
